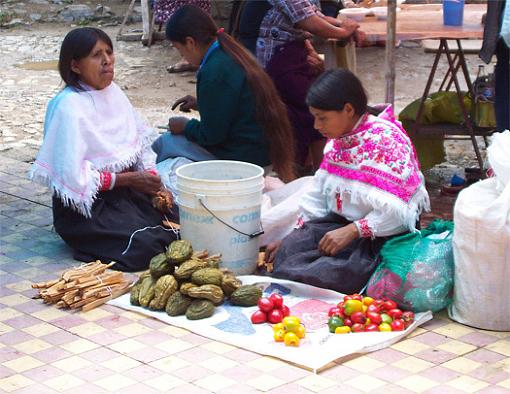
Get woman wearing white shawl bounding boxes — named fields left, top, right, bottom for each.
left=29, top=28, right=178, bottom=271
left=264, top=69, right=430, bottom=294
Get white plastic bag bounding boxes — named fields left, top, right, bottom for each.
left=260, top=176, right=314, bottom=246
left=449, top=131, right=510, bottom=331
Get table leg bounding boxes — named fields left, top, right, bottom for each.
left=443, top=40, right=484, bottom=169
left=323, top=41, right=337, bottom=70
left=456, top=39, right=474, bottom=94
left=415, top=40, right=445, bottom=127
left=141, top=0, right=151, bottom=46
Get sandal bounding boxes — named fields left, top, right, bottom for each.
left=440, top=184, right=465, bottom=197
left=166, top=62, right=198, bottom=73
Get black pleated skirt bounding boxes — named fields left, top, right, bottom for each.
left=52, top=188, right=179, bottom=272
left=269, top=214, right=392, bottom=294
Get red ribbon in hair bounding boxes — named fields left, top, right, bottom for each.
left=217, top=27, right=225, bottom=34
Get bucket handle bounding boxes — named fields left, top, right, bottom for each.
left=198, top=198, right=264, bottom=238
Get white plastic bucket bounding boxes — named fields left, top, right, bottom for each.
left=176, top=160, right=264, bottom=275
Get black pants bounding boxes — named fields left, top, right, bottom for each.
left=495, top=39, right=510, bottom=131
left=53, top=188, right=178, bottom=272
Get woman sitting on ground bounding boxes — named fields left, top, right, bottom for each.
left=152, top=5, right=296, bottom=186
left=29, top=27, right=178, bottom=272
left=265, top=69, right=430, bottom=294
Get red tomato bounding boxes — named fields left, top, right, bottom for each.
left=351, top=323, right=365, bottom=332
left=367, top=304, right=380, bottom=314
left=372, top=299, right=385, bottom=309
left=387, top=309, right=403, bottom=320
left=268, top=309, right=284, bottom=324
left=343, top=318, right=353, bottom=327
left=343, top=295, right=354, bottom=302
left=364, top=324, right=379, bottom=332
left=337, top=301, right=345, bottom=309
left=269, top=293, right=284, bottom=309
left=328, top=307, right=342, bottom=317
left=281, top=305, right=290, bottom=317
left=351, top=293, right=363, bottom=301
left=382, top=300, right=398, bottom=312
left=257, top=297, right=274, bottom=313
left=350, top=311, right=367, bottom=325
left=391, top=319, right=405, bottom=331
left=402, top=311, right=415, bottom=328
left=366, top=311, right=382, bottom=325
left=251, top=310, right=267, bottom=324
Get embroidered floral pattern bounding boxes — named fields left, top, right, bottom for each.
left=356, top=218, right=373, bottom=238
left=320, top=107, right=423, bottom=203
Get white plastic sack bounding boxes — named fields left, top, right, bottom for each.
left=260, top=176, right=314, bottom=246
left=449, top=131, right=510, bottom=331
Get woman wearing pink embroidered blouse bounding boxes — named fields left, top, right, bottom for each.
left=264, top=69, right=430, bottom=294
left=29, top=28, right=178, bottom=272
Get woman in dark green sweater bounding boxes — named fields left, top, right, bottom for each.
left=153, top=4, right=296, bottom=183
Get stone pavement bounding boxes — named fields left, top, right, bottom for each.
left=1, top=155, right=510, bottom=394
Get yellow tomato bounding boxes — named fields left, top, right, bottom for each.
left=284, top=332, right=300, bottom=347
left=343, top=300, right=363, bottom=316
left=362, top=305, right=368, bottom=313
left=272, top=323, right=285, bottom=332
left=378, top=323, right=392, bottom=332
left=335, top=326, right=352, bottom=334
left=295, top=325, right=306, bottom=339
left=362, top=296, right=374, bottom=306
left=274, top=329, right=286, bottom=342
left=283, top=316, right=301, bottom=333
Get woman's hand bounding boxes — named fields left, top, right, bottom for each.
left=318, top=223, right=359, bottom=256
left=265, top=240, right=283, bottom=264
left=116, top=171, right=162, bottom=195
left=152, top=189, right=174, bottom=212
left=168, top=116, right=189, bottom=135
left=340, top=18, right=360, bottom=35
left=304, top=40, right=325, bottom=75
left=171, top=95, right=197, bottom=112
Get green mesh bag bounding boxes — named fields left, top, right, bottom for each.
left=366, top=220, right=454, bottom=313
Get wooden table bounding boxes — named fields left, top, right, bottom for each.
left=357, top=4, right=490, bottom=169
left=359, top=4, right=485, bottom=42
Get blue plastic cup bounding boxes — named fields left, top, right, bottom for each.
left=443, top=0, right=464, bottom=26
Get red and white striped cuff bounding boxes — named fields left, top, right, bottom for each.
left=355, top=218, right=374, bottom=239
left=99, top=171, right=116, bottom=191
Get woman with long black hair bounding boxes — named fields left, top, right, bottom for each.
left=265, top=69, right=430, bottom=294
left=152, top=4, right=296, bottom=184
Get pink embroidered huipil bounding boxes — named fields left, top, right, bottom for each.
left=299, top=106, right=430, bottom=238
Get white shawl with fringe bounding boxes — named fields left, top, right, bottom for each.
left=29, top=82, right=157, bottom=217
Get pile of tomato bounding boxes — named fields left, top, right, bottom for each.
left=327, top=294, right=415, bottom=334
left=251, top=293, right=291, bottom=324
left=273, top=316, right=306, bottom=347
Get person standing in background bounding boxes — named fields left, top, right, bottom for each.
left=480, top=0, right=510, bottom=131
left=235, top=0, right=362, bottom=175
left=153, top=0, right=211, bottom=73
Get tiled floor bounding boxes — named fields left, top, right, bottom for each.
left=1, top=155, right=509, bottom=393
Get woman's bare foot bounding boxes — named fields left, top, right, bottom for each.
left=166, top=60, right=198, bottom=73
